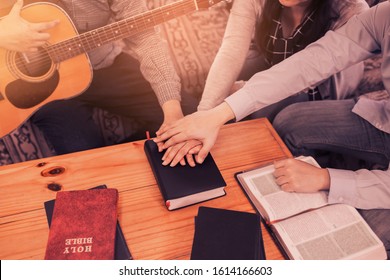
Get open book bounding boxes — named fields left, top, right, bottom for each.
left=235, top=156, right=387, bottom=260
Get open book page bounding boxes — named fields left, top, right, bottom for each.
left=236, top=156, right=328, bottom=222
left=272, top=204, right=386, bottom=260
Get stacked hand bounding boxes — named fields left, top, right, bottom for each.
left=154, top=102, right=235, bottom=167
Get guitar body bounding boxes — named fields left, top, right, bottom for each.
left=0, top=3, right=92, bottom=138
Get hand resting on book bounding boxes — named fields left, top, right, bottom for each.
left=273, top=158, right=330, bottom=193
left=160, top=139, right=202, bottom=167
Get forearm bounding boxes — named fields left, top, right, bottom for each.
left=226, top=16, right=376, bottom=121
left=211, top=101, right=236, bottom=126
left=112, top=1, right=181, bottom=105
left=328, top=167, right=390, bottom=209
left=161, top=100, right=183, bottom=122
left=198, top=0, right=258, bottom=111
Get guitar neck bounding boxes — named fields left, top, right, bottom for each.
left=47, top=0, right=198, bottom=62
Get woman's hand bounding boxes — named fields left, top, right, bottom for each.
left=273, top=158, right=330, bottom=193
left=155, top=102, right=235, bottom=164
left=161, top=139, right=202, bottom=167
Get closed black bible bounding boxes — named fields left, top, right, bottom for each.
left=144, top=140, right=226, bottom=210
left=191, top=206, right=265, bottom=260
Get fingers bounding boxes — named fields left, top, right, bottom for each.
left=154, top=129, right=175, bottom=143
left=34, top=31, right=51, bottom=40
left=273, top=170, right=295, bottom=192
left=274, top=175, right=288, bottom=188
left=279, top=183, right=295, bottom=192
left=156, top=142, right=164, bottom=153
left=155, top=123, right=175, bottom=141
left=11, top=0, right=59, bottom=32
left=196, top=142, right=213, bottom=164
left=179, top=158, right=186, bottom=166
left=188, top=145, right=201, bottom=155
left=162, top=140, right=201, bottom=167
left=28, top=21, right=60, bottom=48
left=161, top=142, right=187, bottom=166
left=155, top=118, right=190, bottom=145
left=10, top=0, right=23, bottom=16
left=160, top=133, right=189, bottom=150
left=186, top=154, right=196, bottom=167
left=273, top=160, right=291, bottom=191
left=273, top=166, right=285, bottom=178
left=30, top=20, right=60, bottom=32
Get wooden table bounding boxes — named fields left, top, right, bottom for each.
left=0, top=118, right=291, bottom=260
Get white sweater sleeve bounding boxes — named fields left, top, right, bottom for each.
left=197, top=0, right=262, bottom=111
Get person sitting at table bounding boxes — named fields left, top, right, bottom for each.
left=198, top=0, right=369, bottom=121
left=154, top=1, right=390, bottom=258
left=0, top=0, right=195, bottom=156
left=155, top=0, right=369, bottom=167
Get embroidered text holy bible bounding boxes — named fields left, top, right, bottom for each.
left=44, top=188, right=118, bottom=260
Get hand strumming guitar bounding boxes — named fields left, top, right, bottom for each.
left=0, top=0, right=58, bottom=52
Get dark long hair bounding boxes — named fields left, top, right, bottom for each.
left=255, top=0, right=339, bottom=54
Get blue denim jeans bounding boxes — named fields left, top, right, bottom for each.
left=273, top=99, right=390, bottom=258
left=273, top=99, right=390, bottom=170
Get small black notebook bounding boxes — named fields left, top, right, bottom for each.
left=190, top=206, right=265, bottom=260
left=44, top=185, right=132, bottom=260
left=144, top=140, right=226, bottom=210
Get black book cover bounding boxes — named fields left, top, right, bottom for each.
left=44, top=185, right=132, bottom=260
left=144, top=140, right=226, bottom=210
left=190, top=206, right=265, bottom=260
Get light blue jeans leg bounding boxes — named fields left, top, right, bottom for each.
left=273, top=99, right=390, bottom=170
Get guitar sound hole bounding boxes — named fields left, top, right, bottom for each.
left=14, top=48, right=53, bottom=78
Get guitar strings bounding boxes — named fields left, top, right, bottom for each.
left=1, top=0, right=203, bottom=74
left=11, top=1, right=190, bottom=63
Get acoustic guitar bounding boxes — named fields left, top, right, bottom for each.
left=0, top=0, right=227, bottom=138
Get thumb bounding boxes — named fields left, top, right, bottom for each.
left=9, top=0, right=24, bottom=17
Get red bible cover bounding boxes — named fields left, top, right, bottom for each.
left=44, top=188, right=118, bottom=260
